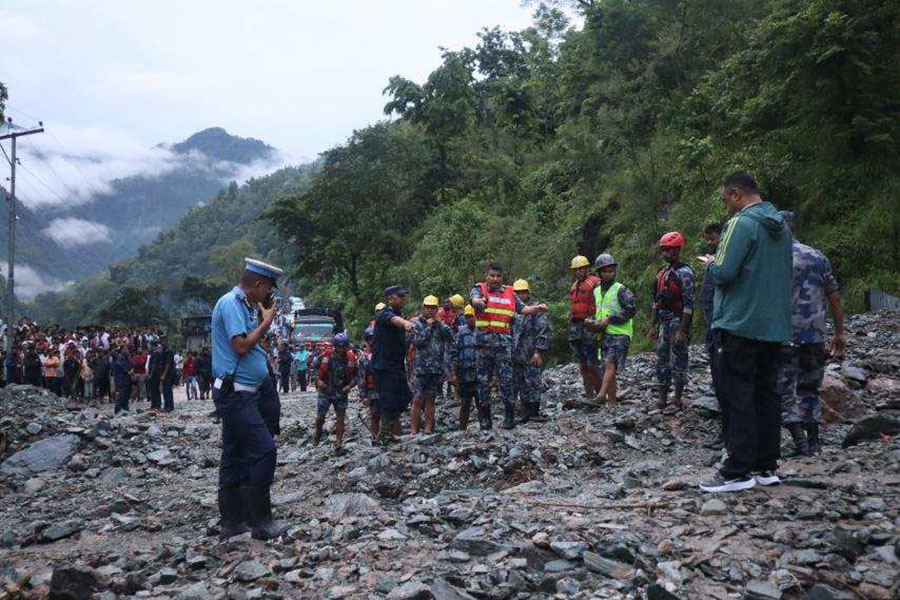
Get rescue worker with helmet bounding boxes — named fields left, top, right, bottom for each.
left=410, top=295, right=456, bottom=434
left=511, top=279, right=551, bottom=423
left=314, top=332, right=356, bottom=455
left=586, top=254, right=636, bottom=404
left=567, top=255, right=602, bottom=400
left=470, top=262, right=548, bottom=430
left=452, top=305, right=479, bottom=431
left=649, top=232, right=696, bottom=411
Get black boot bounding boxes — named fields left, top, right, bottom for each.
left=530, top=403, right=548, bottom=422
left=501, top=404, right=516, bottom=430
left=217, top=487, right=249, bottom=539
left=786, top=422, right=809, bottom=457
left=518, top=402, right=533, bottom=425
left=248, top=487, right=287, bottom=541
left=478, top=405, right=492, bottom=431
left=806, top=423, right=821, bottom=455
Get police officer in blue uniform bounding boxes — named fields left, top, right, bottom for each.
left=212, top=258, right=288, bottom=540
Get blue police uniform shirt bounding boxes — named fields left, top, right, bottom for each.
left=212, top=286, right=269, bottom=387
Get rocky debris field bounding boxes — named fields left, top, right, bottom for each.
left=1, top=313, right=899, bottom=600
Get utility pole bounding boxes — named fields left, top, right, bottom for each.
left=1, top=117, right=44, bottom=355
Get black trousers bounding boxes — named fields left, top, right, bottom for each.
left=297, top=370, right=307, bottom=391
left=707, top=328, right=726, bottom=440
left=279, top=371, right=291, bottom=394
left=716, top=330, right=782, bottom=479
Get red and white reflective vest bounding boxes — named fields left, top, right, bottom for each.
left=475, top=283, right=516, bottom=335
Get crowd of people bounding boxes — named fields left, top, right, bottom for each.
left=0, top=323, right=218, bottom=415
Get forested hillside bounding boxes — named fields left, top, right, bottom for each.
left=266, top=0, right=900, bottom=349
left=25, top=163, right=318, bottom=326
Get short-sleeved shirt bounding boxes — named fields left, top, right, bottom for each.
left=372, top=307, right=406, bottom=371
left=212, top=286, right=269, bottom=387
left=791, top=240, right=840, bottom=344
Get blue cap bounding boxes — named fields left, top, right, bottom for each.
left=244, top=258, right=284, bottom=287
left=383, top=284, right=407, bottom=297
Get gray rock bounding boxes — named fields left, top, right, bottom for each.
left=49, top=565, right=103, bottom=599
left=841, top=366, right=868, bottom=384
left=556, top=576, right=581, bottom=595
left=0, top=434, right=80, bottom=477
left=387, top=580, right=433, bottom=599
left=700, top=498, right=728, bottom=516
left=744, top=579, right=781, bottom=599
left=543, top=559, right=576, bottom=573
left=233, top=559, right=269, bottom=582
left=39, top=521, right=81, bottom=543
left=842, top=416, right=900, bottom=447
left=25, top=422, right=42, bottom=435
left=805, top=584, right=856, bottom=600
left=146, top=448, right=172, bottom=463
left=22, top=477, right=45, bottom=494
left=583, top=552, right=633, bottom=578
left=99, top=467, right=128, bottom=484
left=430, top=579, right=477, bottom=600
left=176, top=582, right=212, bottom=600
left=451, top=526, right=502, bottom=556
left=694, top=395, right=721, bottom=414
left=550, top=540, right=588, bottom=560
left=324, top=493, right=380, bottom=519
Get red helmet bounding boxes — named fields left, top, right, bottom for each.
left=658, top=231, right=686, bottom=248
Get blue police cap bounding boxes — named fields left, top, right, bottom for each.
left=244, top=258, right=284, bottom=287
left=383, top=285, right=407, bottom=297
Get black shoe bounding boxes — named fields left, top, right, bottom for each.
left=500, top=405, right=516, bottom=430
left=217, top=487, right=250, bottom=539
left=806, top=423, right=821, bottom=455
left=699, top=474, right=756, bottom=493
left=518, top=403, right=534, bottom=425
left=753, top=471, right=781, bottom=486
left=786, top=422, right=809, bottom=457
left=478, top=406, right=492, bottom=431
left=248, top=487, right=287, bottom=541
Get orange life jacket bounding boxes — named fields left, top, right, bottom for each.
left=475, top=283, right=516, bottom=335
left=569, top=275, right=599, bottom=321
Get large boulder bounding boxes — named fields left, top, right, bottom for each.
left=842, top=416, right=900, bottom=448
left=0, top=434, right=81, bottom=477
left=820, top=376, right=868, bottom=424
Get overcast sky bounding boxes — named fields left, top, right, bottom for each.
left=2, top=0, right=539, bottom=160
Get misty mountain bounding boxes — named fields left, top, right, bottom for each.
left=0, top=127, right=279, bottom=298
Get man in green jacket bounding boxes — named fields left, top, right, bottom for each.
left=698, top=171, right=792, bottom=493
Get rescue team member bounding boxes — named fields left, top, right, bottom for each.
left=314, top=332, right=356, bottom=455
left=356, top=329, right=380, bottom=442
left=410, top=295, right=456, bottom=434
left=567, top=256, right=602, bottom=399
left=372, top=285, right=415, bottom=445
left=470, top=262, right=548, bottom=430
left=211, top=258, right=287, bottom=540
left=649, top=232, right=695, bottom=411
left=511, top=280, right=551, bottom=423
left=586, top=253, right=636, bottom=405
left=699, top=171, right=791, bottom=493
left=700, top=223, right=725, bottom=451
left=452, top=305, right=478, bottom=431
left=779, top=212, right=846, bottom=457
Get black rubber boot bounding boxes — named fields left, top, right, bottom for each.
left=478, top=405, right=492, bottom=431
left=518, top=402, right=533, bottom=425
left=530, top=403, right=548, bottom=422
left=786, top=422, right=809, bottom=457
left=806, top=423, right=821, bottom=455
left=217, top=487, right=249, bottom=539
left=248, top=487, right=287, bottom=541
left=500, top=404, right=516, bottom=430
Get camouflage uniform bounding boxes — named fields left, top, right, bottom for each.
left=452, top=321, right=478, bottom=402
left=316, top=350, right=355, bottom=417
left=512, top=302, right=551, bottom=408
left=470, top=284, right=526, bottom=412
left=653, top=263, right=695, bottom=388
left=411, top=317, right=456, bottom=397
left=356, top=349, right=379, bottom=412
left=779, top=240, right=839, bottom=425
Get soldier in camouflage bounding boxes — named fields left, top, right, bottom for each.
left=700, top=223, right=726, bottom=450
left=452, top=306, right=479, bottom=431
left=649, top=232, right=696, bottom=411
left=471, top=262, right=548, bottom=431
left=314, top=333, right=356, bottom=455
left=410, top=295, right=456, bottom=434
left=511, top=280, right=551, bottom=423
left=779, top=223, right=846, bottom=457
left=356, top=328, right=380, bottom=442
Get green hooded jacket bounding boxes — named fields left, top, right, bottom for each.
left=708, top=201, right=792, bottom=343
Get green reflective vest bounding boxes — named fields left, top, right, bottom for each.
left=594, top=282, right=633, bottom=338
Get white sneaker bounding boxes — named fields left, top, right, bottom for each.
left=753, top=471, right=781, bottom=486
left=699, top=475, right=757, bottom=493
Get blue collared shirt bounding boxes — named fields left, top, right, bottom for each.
left=212, top=286, right=269, bottom=387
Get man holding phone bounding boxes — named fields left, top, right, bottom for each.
left=211, top=258, right=288, bottom=540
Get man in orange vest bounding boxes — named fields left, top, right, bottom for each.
left=470, top=262, right=548, bottom=430
left=567, top=255, right=602, bottom=399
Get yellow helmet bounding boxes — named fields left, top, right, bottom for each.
left=423, top=295, right=440, bottom=307
left=375, top=302, right=386, bottom=312
left=463, top=304, right=475, bottom=316
left=570, top=255, right=590, bottom=269
left=450, top=294, right=465, bottom=308
left=513, top=278, right=530, bottom=292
